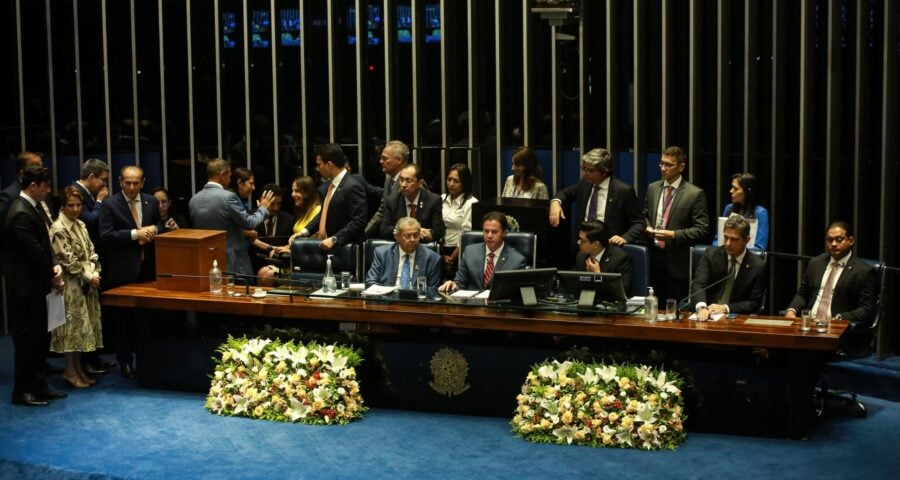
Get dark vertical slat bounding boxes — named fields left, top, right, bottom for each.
left=715, top=0, right=728, bottom=209
left=797, top=0, right=813, bottom=257
left=605, top=0, right=616, bottom=154
left=824, top=0, right=841, bottom=226
left=769, top=0, right=785, bottom=312
left=633, top=0, right=643, bottom=189
left=688, top=0, right=699, bottom=180
left=743, top=0, right=758, bottom=172
left=661, top=0, right=669, bottom=148
left=878, top=0, right=898, bottom=358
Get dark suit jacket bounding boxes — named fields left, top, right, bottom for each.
left=99, top=191, right=164, bottom=288
left=454, top=242, right=528, bottom=291
left=379, top=189, right=445, bottom=243
left=573, top=246, right=634, bottom=295
left=553, top=177, right=645, bottom=243
left=3, top=196, right=57, bottom=297
left=365, top=174, right=398, bottom=236
left=305, top=172, right=368, bottom=247
left=255, top=209, right=295, bottom=238
left=643, top=179, right=710, bottom=280
left=365, top=243, right=442, bottom=288
left=73, top=181, right=102, bottom=246
left=691, top=247, right=766, bottom=314
left=787, top=253, right=878, bottom=327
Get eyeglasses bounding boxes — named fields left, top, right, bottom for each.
left=580, top=166, right=598, bottom=173
left=658, top=161, right=679, bottom=169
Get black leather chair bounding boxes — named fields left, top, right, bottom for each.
left=688, top=244, right=766, bottom=312
left=290, top=238, right=360, bottom=284
left=622, top=244, right=649, bottom=298
left=458, top=231, right=537, bottom=268
left=362, top=239, right=440, bottom=276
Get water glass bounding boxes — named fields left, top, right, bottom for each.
left=223, top=275, right=235, bottom=296
left=665, top=299, right=677, bottom=321
left=815, top=314, right=830, bottom=334
left=340, top=271, right=351, bottom=290
left=800, top=309, right=812, bottom=332
left=416, top=276, right=427, bottom=299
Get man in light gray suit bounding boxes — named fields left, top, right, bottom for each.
left=439, top=211, right=528, bottom=292
left=189, top=159, right=274, bottom=277
left=366, top=217, right=442, bottom=289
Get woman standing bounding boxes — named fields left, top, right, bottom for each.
left=441, top=164, right=479, bottom=273
left=501, top=147, right=549, bottom=199
left=49, top=186, right=103, bottom=388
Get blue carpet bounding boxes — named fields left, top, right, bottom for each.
left=1, top=335, right=898, bottom=480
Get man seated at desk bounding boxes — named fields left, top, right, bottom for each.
left=366, top=217, right=442, bottom=289
left=784, top=221, right=878, bottom=350
left=574, top=220, right=633, bottom=293
left=439, top=211, right=528, bottom=292
left=693, top=215, right=766, bottom=321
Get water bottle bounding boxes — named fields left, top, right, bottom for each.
left=322, top=254, right=337, bottom=293
left=209, top=260, right=223, bottom=295
left=645, top=287, right=658, bottom=323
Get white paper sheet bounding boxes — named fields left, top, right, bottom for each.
left=450, top=289, right=480, bottom=298
left=362, top=285, right=398, bottom=296
left=47, top=291, right=66, bottom=332
left=687, top=312, right=725, bottom=322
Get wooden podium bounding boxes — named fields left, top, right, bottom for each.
left=155, top=229, right=227, bottom=291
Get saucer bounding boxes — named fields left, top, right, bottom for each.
left=251, top=291, right=267, bottom=299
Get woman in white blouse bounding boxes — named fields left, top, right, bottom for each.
left=501, top=146, right=549, bottom=199
left=441, top=163, right=478, bottom=273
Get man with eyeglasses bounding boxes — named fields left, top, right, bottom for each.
left=549, top=148, right=644, bottom=247
left=366, top=217, right=442, bottom=289
left=642, top=146, right=710, bottom=301
left=366, top=140, right=410, bottom=237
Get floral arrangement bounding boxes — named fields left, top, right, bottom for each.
left=505, top=214, right=520, bottom=232
left=511, top=360, right=686, bottom=450
left=205, top=336, right=366, bottom=425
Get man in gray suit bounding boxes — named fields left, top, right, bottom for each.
left=439, top=211, right=528, bottom=292
left=189, top=159, right=274, bottom=277
left=365, top=140, right=410, bottom=236
left=642, top=146, right=710, bottom=301
left=366, top=217, right=442, bottom=289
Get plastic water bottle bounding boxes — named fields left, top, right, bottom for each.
left=209, top=260, right=223, bottom=295
left=645, top=287, right=658, bottom=323
left=323, top=255, right=337, bottom=293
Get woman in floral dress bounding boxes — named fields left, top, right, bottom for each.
left=49, top=186, right=103, bottom=388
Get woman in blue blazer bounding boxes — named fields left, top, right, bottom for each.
left=717, top=173, right=769, bottom=250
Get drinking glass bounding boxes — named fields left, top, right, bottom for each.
left=815, top=314, right=830, bottom=333
left=666, top=299, right=677, bottom=321
left=340, top=271, right=351, bottom=290
left=224, top=275, right=235, bottom=296
left=416, top=276, right=427, bottom=299
left=800, top=309, right=812, bottom=332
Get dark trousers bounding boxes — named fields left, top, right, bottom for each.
left=11, top=294, right=50, bottom=395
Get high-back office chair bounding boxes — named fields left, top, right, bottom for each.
left=622, top=244, right=649, bottom=298
left=688, top=244, right=767, bottom=312
left=362, top=239, right=440, bottom=276
left=290, top=238, right=360, bottom=284
left=817, top=257, right=886, bottom=418
left=458, top=231, right=537, bottom=269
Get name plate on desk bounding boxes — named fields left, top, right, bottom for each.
left=744, top=319, right=794, bottom=327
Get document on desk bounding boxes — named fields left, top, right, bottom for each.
left=474, top=290, right=491, bottom=299
left=687, top=312, right=725, bottom=322
left=47, top=291, right=66, bottom=332
left=362, top=285, right=398, bottom=296
left=450, top=290, right=480, bottom=298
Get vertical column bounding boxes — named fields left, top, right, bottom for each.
left=824, top=0, right=841, bottom=225
left=130, top=0, right=141, bottom=162
left=15, top=0, right=25, bottom=150
left=605, top=0, right=616, bottom=154
left=878, top=0, right=898, bottom=358
left=186, top=0, right=196, bottom=188
left=74, top=0, right=85, bottom=164
left=687, top=0, right=699, bottom=180
left=158, top=0, right=168, bottom=183
left=495, top=0, right=502, bottom=194
left=797, top=0, right=813, bottom=256
left=743, top=0, right=758, bottom=172
left=242, top=0, right=252, bottom=165
left=271, top=0, right=281, bottom=177
left=102, top=0, right=112, bottom=162
left=660, top=0, right=669, bottom=148
left=44, top=0, right=58, bottom=183
left=633, top=0, right=642, bottom=189
left=214, top=0, right=223, bottom=158
left=356, top=0, right=365, bottom=169
left=385, top=0, right=393, bottom=141
left=466, top=0, right=474, bottom=169
left=551, top=24, right=558, bottom=187
left=522, top=0, right=530, bottom=145
left=715, top=0, right=727, bottom=208
left=770, top=0, right=785, bottom=250
left=300, top=0, right=309, bottom=174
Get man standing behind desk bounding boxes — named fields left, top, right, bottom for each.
left=366, top=217, right=442, bottom=289
left=439, top=211, right=528, bottom=292
left=549, top=147, right=645, bottom=246
left=692, top=215, right=766, bottom=321
left=643, top=146, right=710, bottom=301
left=99, top=165, right=165, bottom=378
left=574, top=220, right=633, bottom=294
left=4, top=166, right=66, bottom=406
left=785, top=221, right=878, bottom=351
left=379, top=163, right=445, bottom=243
left=366, top=140, right=410, bottom=237
left=189, top=159, right=275, bottom=277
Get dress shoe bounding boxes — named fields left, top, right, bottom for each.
left=84, top=364, right=109, bottom=375
left=45, top=362, right=64, bottom=375
left=120, top=363, right=136, bottom=379
left=64, top=372, right=90, bottom=389
left=12, top=393, right=49, bottom=407
left=97, top=359, right=117, bottom=369
left=35, top=390, right=68, bottom=400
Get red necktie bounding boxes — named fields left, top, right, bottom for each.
left=408, top=203, right=417, bottom=218
left=483, top=252, right=495, bottom=288
left=657, top=186, right=674, bottom=248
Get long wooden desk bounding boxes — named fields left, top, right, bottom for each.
left=102, top=283, right=847, bottom=438
left=101, top=282, right=847, bottom=351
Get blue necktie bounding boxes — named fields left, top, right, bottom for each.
left=399, top=254, right=411, bottom=289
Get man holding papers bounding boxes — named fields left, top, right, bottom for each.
left=366, top=217, right=442, bottom=289
left=439, top=211, right=528, bottom=293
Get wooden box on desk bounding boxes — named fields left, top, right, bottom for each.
left=155, top=229, right=227, bottom=291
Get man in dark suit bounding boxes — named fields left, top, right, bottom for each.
left=299, top=144, right=368, bottom=251
left=550, top=148, right=645, bottom=246
left=365, top=140, right=409, bottom=236
left=4, top=165, right=66, bottom=406
left=99, top=165, right=167, bottom=377
left=0, top=151, right=47, bottom=233
left=573, top=220, right=633, bottom=295
left=439, top=211, right=528, bottom=292
left=379, top=163, right=444, bottom=243
left=692, top=216, right=766, bottom=321
left=642, top=146, right=710, bottom=301
left=366, top=217, right=442, bottom=289
left=72, top=158, right=110, bottom=247
left=785, top=222, right=878, bottom=350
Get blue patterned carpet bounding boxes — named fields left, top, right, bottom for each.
left=0, top=335, right=898, bottom=480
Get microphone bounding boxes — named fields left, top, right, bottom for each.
left=677, top=270, right=733, bottom=317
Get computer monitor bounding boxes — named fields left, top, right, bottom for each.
left=488, top=268, right=557, bottom=306
left=556, top=271, right=627, bottom=307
